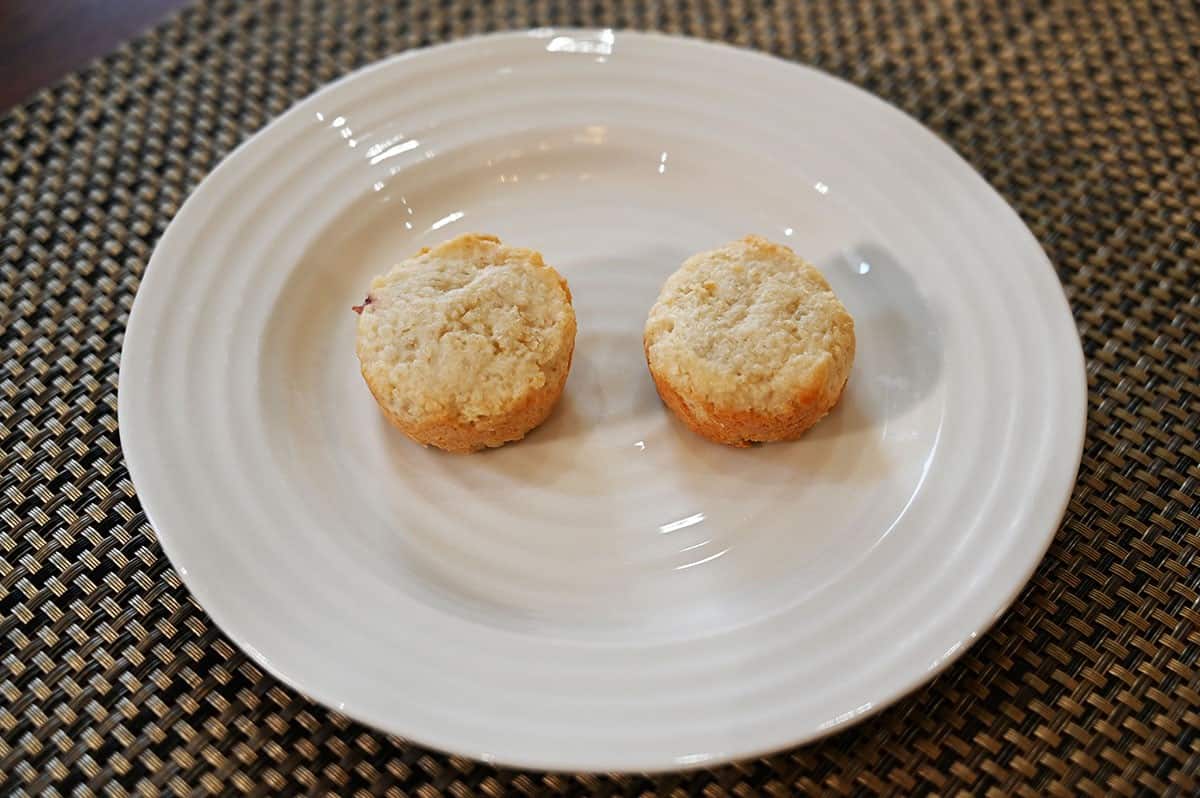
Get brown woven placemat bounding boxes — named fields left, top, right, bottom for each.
left=2, top=0, right=1198, bottom=794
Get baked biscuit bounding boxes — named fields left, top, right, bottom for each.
left=355, top=233, right=576, bottom=452
left=643, top=235, right=855, bottom=446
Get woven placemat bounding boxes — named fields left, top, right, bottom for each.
left=2, top=0, right=1198, bottom=794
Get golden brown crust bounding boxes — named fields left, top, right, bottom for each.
left=644, top=337, right=848, bottom=447
left=363, top=336, right=574, bottom=452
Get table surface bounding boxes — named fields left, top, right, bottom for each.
left=2, top=1, right=1198, bottom=795
left=0, top=0, right=192, bottom=112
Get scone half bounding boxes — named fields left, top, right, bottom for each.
left=643, top=235, right=855, bottom=447
left=355, top=233, right=576, bottom=453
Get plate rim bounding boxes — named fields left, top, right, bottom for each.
left=119, top=27, right=1088, bottom=772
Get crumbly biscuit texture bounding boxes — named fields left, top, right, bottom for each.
left=355, top=233, right=576, bottom=452
left=644, top=235, right=855, bottom=446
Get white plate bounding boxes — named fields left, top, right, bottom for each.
left=119, top=30, right=1086, bottom=772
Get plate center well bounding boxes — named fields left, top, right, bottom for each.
left=260, top=127, right=944, bottom=641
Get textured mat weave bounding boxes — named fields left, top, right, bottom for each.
left=2, top=0, right=1199, bottom=795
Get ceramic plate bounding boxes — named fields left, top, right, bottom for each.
left=119, top=30, right=1086, bottom=772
